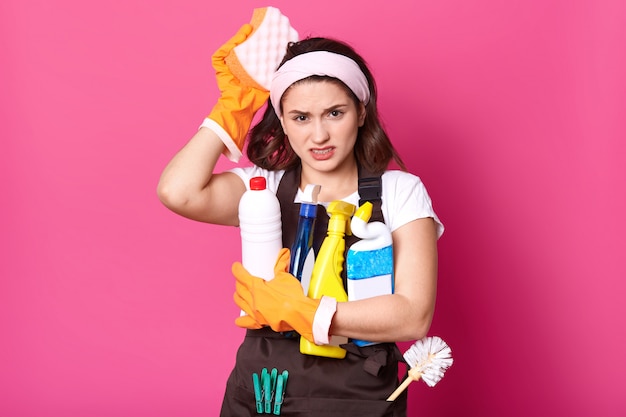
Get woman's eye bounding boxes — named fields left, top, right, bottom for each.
left=329, top=110, right=343, bottom=118
left=294, top=115, right=308, bottom=122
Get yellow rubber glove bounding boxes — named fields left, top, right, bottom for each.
left=233, top=249, right=321, bottom=343
left=204, top=23, right=270, bottom=162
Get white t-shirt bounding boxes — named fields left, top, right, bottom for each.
left=229, top=166, right=444, bottom=238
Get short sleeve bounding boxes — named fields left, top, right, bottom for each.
left=381, top=171, right=444, bottom=238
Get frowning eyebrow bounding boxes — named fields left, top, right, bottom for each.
left=285, top=103, right=350, bottom=116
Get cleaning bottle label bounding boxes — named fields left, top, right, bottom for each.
left=347, top=245, right=394, bottom=298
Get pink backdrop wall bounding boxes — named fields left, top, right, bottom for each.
left=2, top=0, right=625, bottom=415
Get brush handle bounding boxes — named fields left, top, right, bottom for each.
left=387, top=367, right=424, bottom=401
left=386, top=375, right=414, bottom=401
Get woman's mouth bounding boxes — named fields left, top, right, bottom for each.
left=310, top=147, right=334, bottom=160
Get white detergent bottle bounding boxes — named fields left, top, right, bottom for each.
left=347, top=201, right=394, bottom=347
left=238, top=176, right=283, bottom=281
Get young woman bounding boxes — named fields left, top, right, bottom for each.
left=158, top=26, right=444, bottom=417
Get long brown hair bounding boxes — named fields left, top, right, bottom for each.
left=247, top=37, right=406, bottom=174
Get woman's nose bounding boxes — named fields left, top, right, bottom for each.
left=311, top=120, right=330, bottom=143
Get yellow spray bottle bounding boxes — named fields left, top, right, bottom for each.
left=300, top=200, right=355, bottom=359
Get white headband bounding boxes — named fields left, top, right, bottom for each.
left=270, top=51, right=370, bottom=117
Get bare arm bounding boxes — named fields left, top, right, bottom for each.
left=157, top=127, right=246, bottom=226
left=330, top=217, right=439, bottom=342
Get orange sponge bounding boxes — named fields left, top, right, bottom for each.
left=225, top=7, right=299, bottom=91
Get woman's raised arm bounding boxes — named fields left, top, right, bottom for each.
left=157, top=126, right=246, bottom=226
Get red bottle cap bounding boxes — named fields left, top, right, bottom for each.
left=249, top=176, right=267, bottom=190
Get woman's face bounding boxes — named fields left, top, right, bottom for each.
left=279, top=80, right=366, bottom=175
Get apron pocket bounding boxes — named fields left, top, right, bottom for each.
left=280, top=395, right=399, bottom=416
left=221, top=383, right=402, bottom=417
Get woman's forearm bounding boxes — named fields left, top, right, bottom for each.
left=331, top=293, right=434, bottom=343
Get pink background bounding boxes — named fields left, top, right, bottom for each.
left=2, top=0, right=625, bottom=415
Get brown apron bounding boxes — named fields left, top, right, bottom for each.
left=220, top=167, right=408, bottom=416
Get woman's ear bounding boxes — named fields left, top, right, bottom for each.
left=358, top=103, right=366, bottom=127
left=279, top=115, right=287, bottom=134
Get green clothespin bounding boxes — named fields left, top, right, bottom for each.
left=265, top=368, right=278, bottom=413
left=252, top=372, right=263, bottom=414
left=262, top=368, right=272, bottom=414
left=270, top=368, right=278, bottom=395
left=273, top=370, right=289, bottom=415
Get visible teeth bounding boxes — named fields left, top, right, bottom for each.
left=312, top=148, right=332, bottom=154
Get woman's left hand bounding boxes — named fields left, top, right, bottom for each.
left=233, top=249, right=321, bottom=343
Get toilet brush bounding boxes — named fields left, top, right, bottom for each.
left=386, top=336, right=453, bottom=401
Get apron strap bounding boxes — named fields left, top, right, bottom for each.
left=357, top=165, right=384, bottom=224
